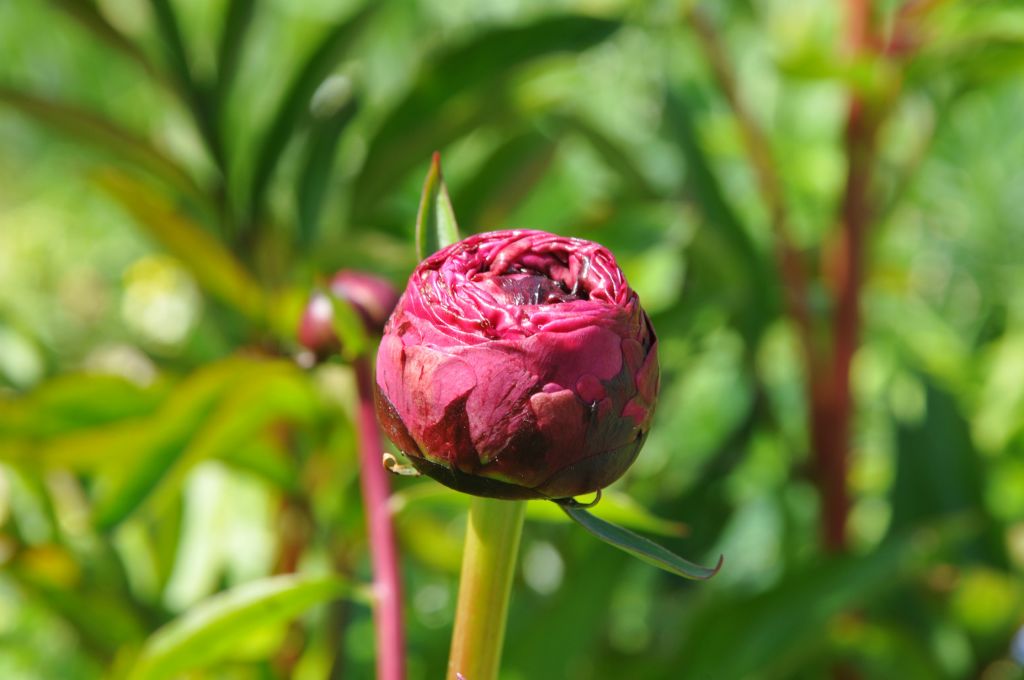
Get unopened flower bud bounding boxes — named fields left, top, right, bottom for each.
left=298, top=271, right=399, bottom=359
left=375, top=230, right=659, bottom=500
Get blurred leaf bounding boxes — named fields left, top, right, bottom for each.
left=415, top=152, right=461, bottom=259
left=673, top=519, right=972, bottom=680
left=329, top=290, right=370, bottom=360
left=353, top=15, right=620, bottom=217
left=215, top=0, right=257, bottom=102
left=93, top=360, right=316, bottom=529
left=147, top=0, right=222, bottom=164
left=889, top=382, right=1007, bottom=566
left=560, top=504, right=721, bottom=580
left=663, top=88, right=777, bottom=339
left=390, top=483, right=686, bottom=537
left=9, top=555, right=148, bottom=657
left=452, top=128, right=558, bottom=229
left=95, top=169, right=264, bottom=319
left=249, top=4, right=375, bottom=221
left=296, top=98, right=359, bottom=246
left=0, top=87, right=208, bottom=207
left=220, top=435, right=300, bottom=492
left=555, top=114, right=661, bottom=200
left=45, top=0, right=161, bottom=81
left=0, top=373, right=166, bottom=440
left=127, top=573, right=350, bottom=680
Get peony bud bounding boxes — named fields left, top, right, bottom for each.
left=375, top=230, right=659, bottom=500
left=298, top=271, right=400, bottom=358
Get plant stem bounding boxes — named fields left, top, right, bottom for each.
left=448, top=497, right=526, bottom=680
left=353, top=357, right=407, bottom=680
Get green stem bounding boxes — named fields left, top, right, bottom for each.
left=447, top=497, right=526, bottom=680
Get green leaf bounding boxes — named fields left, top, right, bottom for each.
left=452, top=128, right=558, bottom=229
left=328, top=290, right=370, bottom=360
left=559, top=504, right=722, bottom=580
left=389, top=484, right=687, bottom=537
left=147, top=0, right=222, bottom=165
left=0, top=373, right=166, bottom=439
left=554, top=114, right=662, bottom=200
left=45, top=0, right=162, bottom=81
left=296, top=96, right=359, bottom=245
left=95, top=169, right=264, bottom=319
left=92, top=360, right=316, bottom=529
left=415, top=152, right=461, bottom=259
left=674, top=518, right=975, bottom=679
left=352, top=15, right=620, bottom=217
left=249, top=4, right=375, bottom=221
left=128, top=574, right=350, bottom=680
left=215, top=0, right=257, bottom=102
left=0, top=87, right=208, bottom=208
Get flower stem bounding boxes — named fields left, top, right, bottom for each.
left=448, top=497, right=526, bottom=680
left=353, top=357, right=406, bottom=680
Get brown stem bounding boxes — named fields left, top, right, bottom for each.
left=809, top=0, right=879, bottom=555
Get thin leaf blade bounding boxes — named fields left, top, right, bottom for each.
left=128, top=574, right=349, bottom=680
left=248, top=4, right=375, bottom=221
left=560, top=504, right=722, bottom=580
left=95, top=169, right=264, bottom=319
left=415, top=152, right=461, bottom=259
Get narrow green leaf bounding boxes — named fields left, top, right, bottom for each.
left=296, top=97, right=359, bottom=245
left=0, top=87, right=208, bottom=208
left=147, top=0, right=222, bottom=165
left=559, top=504, right=722, bottom=580
left=91, top=360, right=316, bottom=529
left=128, top=574, right=350, bottom=680
left=95, top=169, right=264, bottom=319
left=215, top=0, right=258, bottom=102
left=555, top=114, right=662, bottom=200
left=452, top=129, right=558, bottom=229
left=352, top=15, right=620, bottom=217
left=415, top=152, right=461, bottom=259
left=45, top=0, right=163, bottom=82
left=328, top=291, right=370, bottom=360
left=249, top=5, right=375, bottom=221
left=0, top=373, right=166, bottom=439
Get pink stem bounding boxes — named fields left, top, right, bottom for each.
left=353, top=357, right=407, bottom=680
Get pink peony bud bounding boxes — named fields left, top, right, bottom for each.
left=298, top=271, right=400, bottom=358
left=375, top=230, right=659, bottom=500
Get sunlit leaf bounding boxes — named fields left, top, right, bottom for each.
left=559, top=504, right=721, bottom=580
left=297, top=97, right=359, bottom=246
left=92, top=360, right=317, bottom=529
left=0, top=87, right=208, bottom=208
left=0, top=373, right=166, bottom=439
left=215, top=0, right=257, bottom=102
left=128, top=574, right=350, bottom=680
left=415, top=152, right=461, bottom=259
left=95, top=169, right=264, bottom=319
left=452, top=128, right=558, bottom=229
left=352, top=15, right=620, bottom=217
left=249, top=4, right=376, bottom=221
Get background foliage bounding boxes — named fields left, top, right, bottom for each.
left=2, top=0, right=1024, bottom=678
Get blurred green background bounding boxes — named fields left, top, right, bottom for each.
left=2, top=0, right=1024, bottom=678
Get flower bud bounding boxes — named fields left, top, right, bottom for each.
left=375, top=230, right=659, bottom=500
left=298, top=271, right=400, bottom=358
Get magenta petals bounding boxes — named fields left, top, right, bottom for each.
left=375, top=230, right=659, bottom=499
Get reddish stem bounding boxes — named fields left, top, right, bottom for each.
left=811, top=0, right=878, bottom=555
left=353, top=357, right=407, bottom=680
